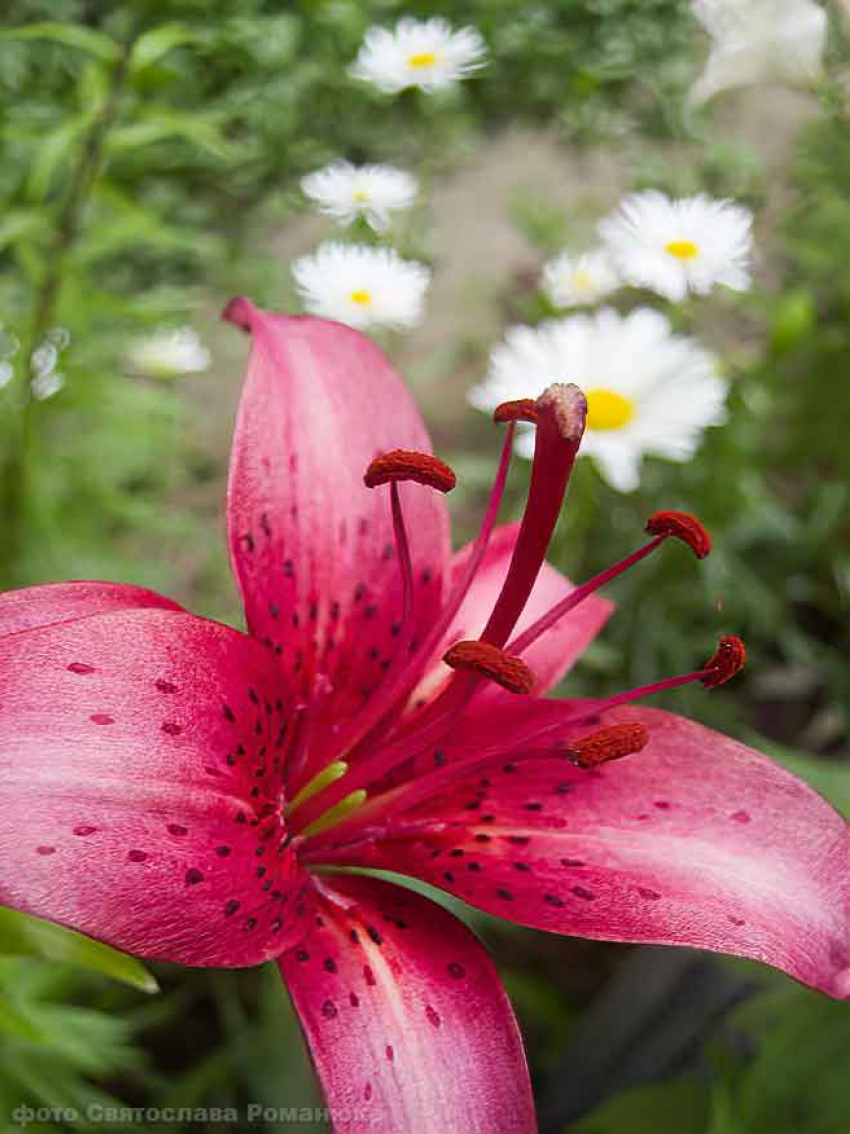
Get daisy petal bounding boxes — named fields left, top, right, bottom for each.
left=280, top=875, right=535, bottom=1133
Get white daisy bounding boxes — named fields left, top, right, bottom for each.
left=301, top=161, right=418, bottom=233
left=469, top=308, right=727, bottom=493
left=292, top=242, right=430, bottom=331
left=598, top=191, right=753, bottom=303
left=126, top=327, right=211, bottom=379
left=541, top=249, right=620, bottom=309
left=350, top=17, right=486, bottom=94
left=689, top=0, right=827, bottom=104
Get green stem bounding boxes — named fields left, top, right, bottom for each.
left=1, top=38, right=135, bottom=585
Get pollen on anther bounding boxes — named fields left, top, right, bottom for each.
left=493, top=398, right=538, bottom=425
left=364, top=449, right=456, bottom=493
left=443, top=639, right=536, bottom=695
left=646, top=511, right=712, bottom=559
left=568, top=722, right=649, bottom=769
left=700, top=636, right=746, bottom=689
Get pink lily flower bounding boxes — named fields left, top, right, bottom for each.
left=1, top=298, right=847, bottom=1133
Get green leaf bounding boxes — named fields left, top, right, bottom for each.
left=0, top=995, right=44, bottom=1041
left=0, top=22, right=121, bottom=63
left=0, top=210, right=45, bottom=252
left=106, top=112, right=234, bottom=160
left=130, top=23, right=202, bottom=73
left=26, top=118, right=86, bottom=201
left=0, top=907, right=158, bottom=994
left=572, top=1077, right=710, bottom=1134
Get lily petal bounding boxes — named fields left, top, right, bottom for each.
left=223, top=300, right=450, bottom=734
left=0, top=581, right=182, bottom=638
left=279, top=875, right=535, bottom=1133
left=330, top=705, right=850, bottom=998
left=0, top=609, right=310, bottom=966
left=410, top=523, right=613, bottom=707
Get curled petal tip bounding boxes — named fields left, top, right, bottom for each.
left=535, top=383, right=587, bottom=442
left=222, top=296, right=260, bottom=332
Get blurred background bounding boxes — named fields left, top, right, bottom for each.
left=1, top=1, right=848, bottom=1131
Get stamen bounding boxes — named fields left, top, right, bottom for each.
left=325, top=424, right=517, bottom=763
left=494, top=399, right=538, bottom=424
left=645, top=511, right=712, bottom=559
left=443, top=640, right=536, bottom=695
left=700, top=636, right=746, bottom=689
left=510, top=511, right=712, bottom=658
left=567, top=723, right=649, bottom=769
left=364, top=450, right=456, bottom=493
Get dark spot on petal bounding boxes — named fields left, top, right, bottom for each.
left=572, top=886, right=595, bottom=901
left=638, top=887, right=661, bottom=900
left=296, top=949, right=310, bottom=962
left=127, top=849, right=147, bottom=863
left=322, top=1000, right=338, bottom=1020
left=350, top=992, right=360, bottom=1007
left=324, top=957, right=338, bottom=974
left=222, top=704, right=236, bottom=723
left=36, top=846, right=55, bottom=855
left=653, top=800, right=671, bottom=810
left=560, top=858, right=584, bottom=868
left=156, top=679, right=178, bottom=693
left=73, top=825, right=97, bottom=837
left=497, top=888, right=514, bottom=901
left=363, top=965, right=376, bottom=986
left=731, top=810, right=751, bottom=824
left=161, top=721, right=182, bottom=736
left=544, top=893, right=565, bottom=907
left=243, top=917, right=257, bottom=931
left=366, top=925, right=383, bottom=946
left=446, top=962, right=465, bottom=980
left=168, top=824, right=188, bottom=837
left=90, top=713, right=114, bottom=725
left=225, top=900, right=240, bottom=917
left=68, top=662, right=95, bottom=675
left=185, top=868, right=204, bottom=886
left=385, top=1045, right=394, bottom=1062
left=425, top=1005, right=441, bottom=1028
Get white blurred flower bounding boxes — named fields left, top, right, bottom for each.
left=689, top=0, right=827, bottom=104
left=541, top=249, right=620, bottom=308
left=127, top=327, right=211, bottom=379
left=0, top=362, right=13, bottom=389
left=599, top=191, right=753, bottom=303
left=31, top=369, right=64, bottom=401
left=350, top=17, right=486, bottom=94
left=469, top=308, right=727, bottom=493
left=301, top=161, right=418, bottom=233
left=292, top=242, right=430, bottom=331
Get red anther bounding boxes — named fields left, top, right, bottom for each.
left=443, top=639, right=536, bottom=695
left=567, top=722, right=649, bottom=769
left=645, top=511, right=712, bottom=559
left=700, top=636, right=746, bottom=689
left=535, top=383, right=587, bottom=442
left=494, top=399, right=538, bottom=425
left=364, top=450, right=456, bottom=493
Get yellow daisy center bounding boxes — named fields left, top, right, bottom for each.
left=349, top=290, right=372, bottom=306
left=585, top=388, right=635, bottom=432
left=407, top=51, right=437, bottom=68
left=665, top=239, right=699, bottom=261
left=572, top=269, right=596, bottom=292
left=352, top=189, right=371, bottom=203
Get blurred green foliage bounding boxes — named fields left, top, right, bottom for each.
left=1, top=2, right=849, bottom=1132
